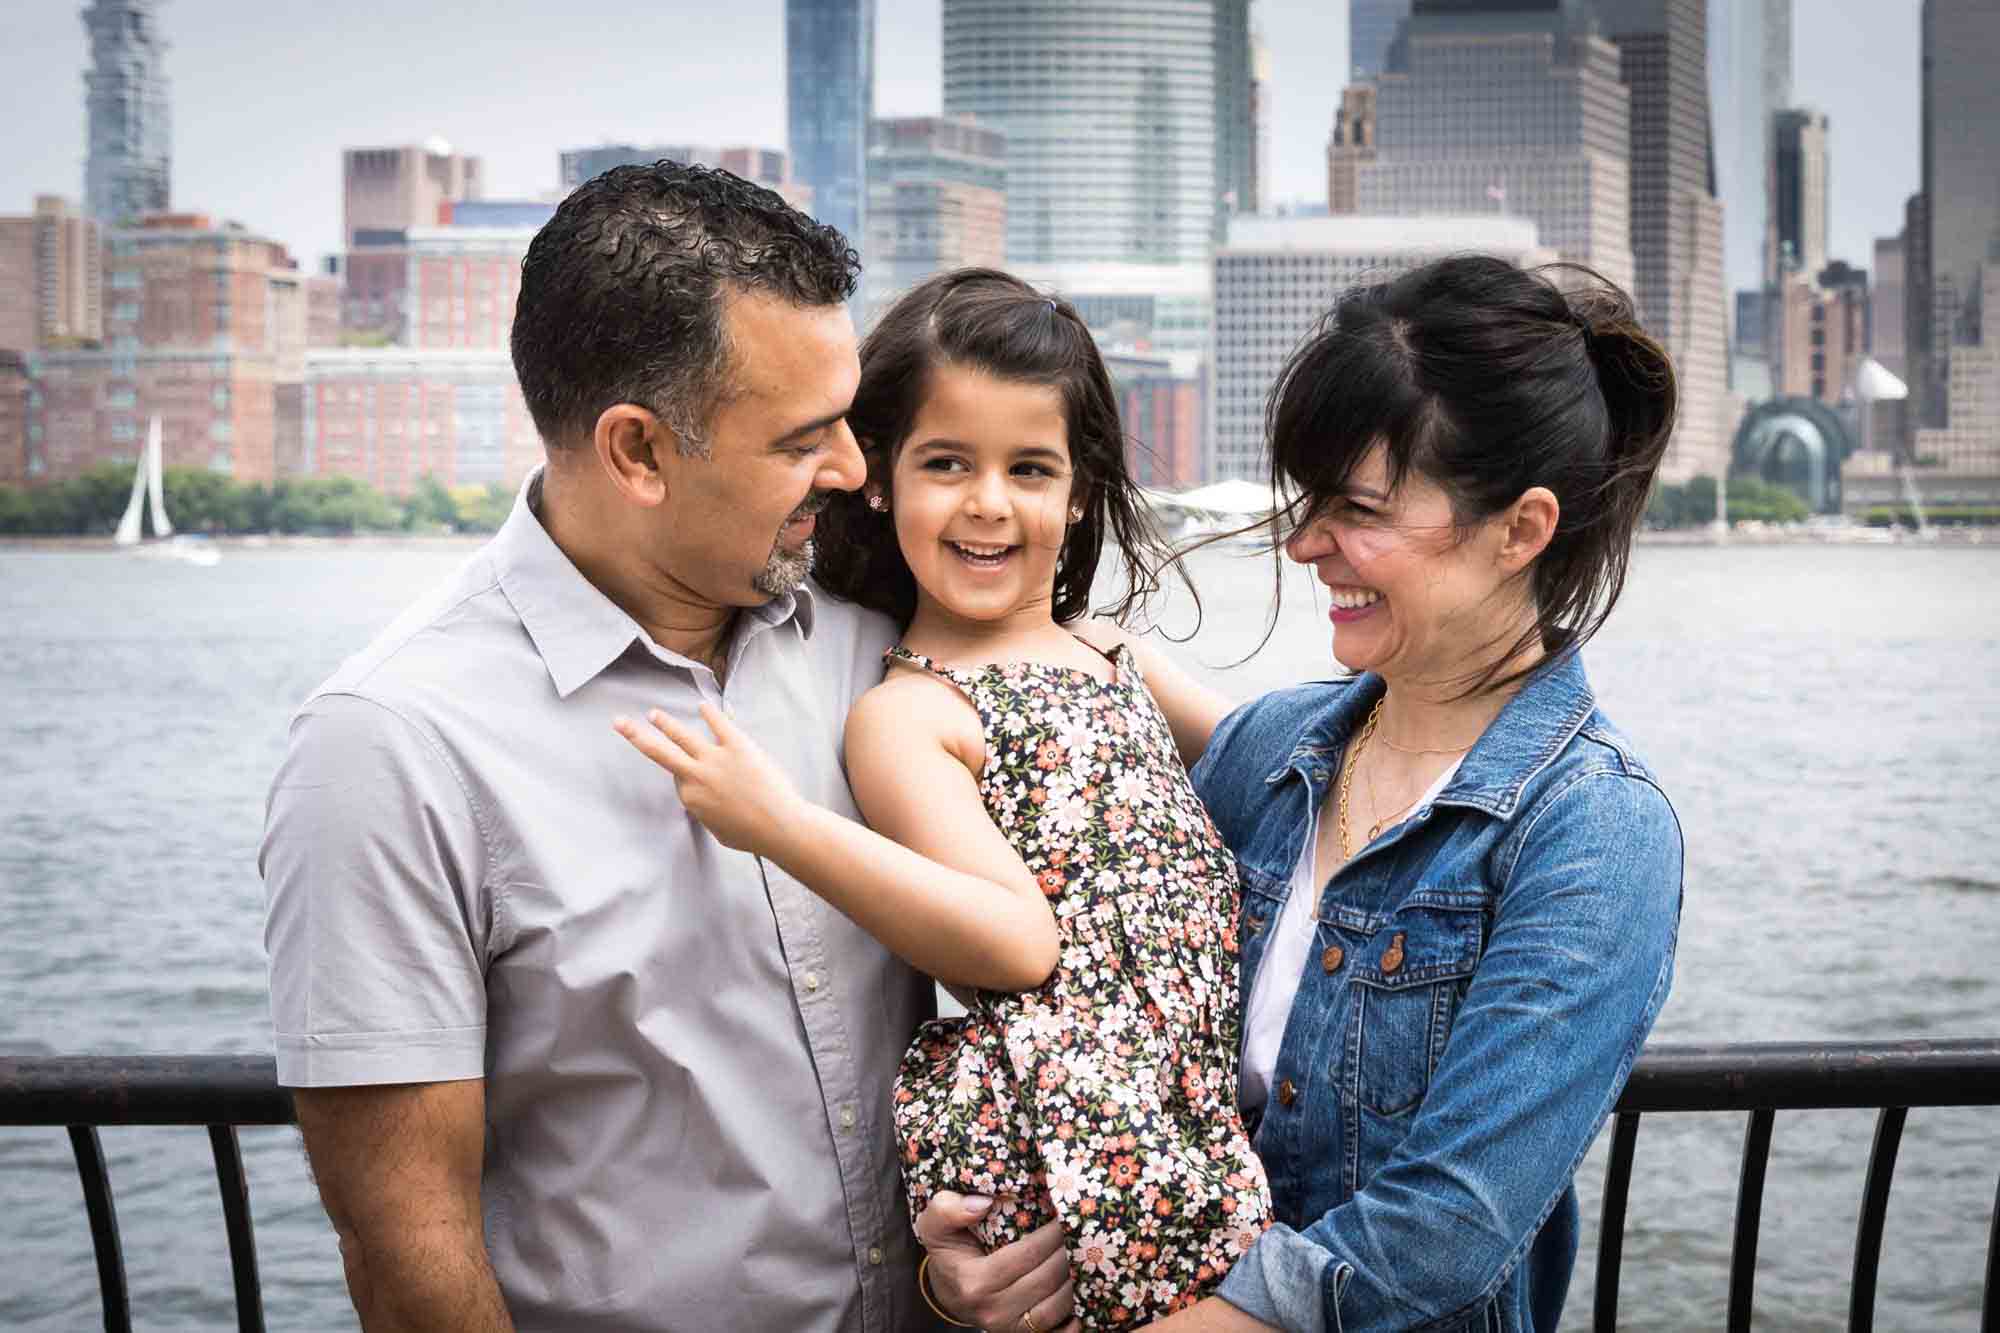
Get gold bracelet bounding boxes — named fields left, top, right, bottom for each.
left=918, top=1252, right=978, bottom=1328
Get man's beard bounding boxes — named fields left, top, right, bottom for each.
left=752, top=492, right=830, bottom=597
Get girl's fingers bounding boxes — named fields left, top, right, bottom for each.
left=612, top=715, right=692, bottom=775
left=647, top=707, right=712, bottom=756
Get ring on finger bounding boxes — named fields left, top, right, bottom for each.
left=1021, top=1312, right=1045, bottom=1333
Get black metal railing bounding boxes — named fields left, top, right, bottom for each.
left=3, top=1042, right=1998, bottom=1331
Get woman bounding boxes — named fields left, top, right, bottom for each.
left=1130, top=257, right=1686, bottom=1331
left=922, top=255, right=1682, bottom=1332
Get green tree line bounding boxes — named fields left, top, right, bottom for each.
left=0, top=467, right=514, bottom=537
left=1647, top=476, right=1811, bottom=528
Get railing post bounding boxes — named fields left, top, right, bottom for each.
left=1594, top=1111, right=1642, bottom=1331
left=1726, top=1108, right=1775, bottom=1333
left=208, top=1124, right=266, bottom=1333
left=1848, top=1106, right=1907, bottom=1332
left=66, top=1125, right=130, bottom=1333
left=1982, top=1170, right=1998, bottom=1333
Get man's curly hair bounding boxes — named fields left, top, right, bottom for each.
left=511, top=161, right=859, bottom=455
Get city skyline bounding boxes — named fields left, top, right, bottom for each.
left=4, top=0, right=1917, bottom=276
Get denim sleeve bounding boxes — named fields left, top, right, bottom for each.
left=1220, top=771, right=1683, bottom=1332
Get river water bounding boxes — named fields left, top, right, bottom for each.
left=2, top=539, right=1996, bottom=1330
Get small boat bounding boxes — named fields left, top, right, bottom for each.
left=113, top=417, right=220, bottom=566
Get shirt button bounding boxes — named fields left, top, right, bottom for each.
left=802, top=970, right=821, bottom=992
left=839, top=1106, right=856, bottom=1131
left=1321, top=944, right=1345, bottom=973
left=1276, top=1079, right=1298, bottom=1108
left=1381, top=932, right=1406, bottom=975
left=867, top=1246, right=884, bottom=1266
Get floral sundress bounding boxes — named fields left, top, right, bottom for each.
left=887, top=644, right=1272, bottom=1329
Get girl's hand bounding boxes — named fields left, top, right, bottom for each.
left=614, top=703, right=804, bottom=856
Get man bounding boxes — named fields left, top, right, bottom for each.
left=261, top=162, right=1070, bottom=1331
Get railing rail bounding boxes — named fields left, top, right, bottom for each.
left=4, top=1042, right=1998, bottom=1331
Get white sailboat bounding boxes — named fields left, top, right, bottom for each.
left=114, top=416, right=219, bottom=565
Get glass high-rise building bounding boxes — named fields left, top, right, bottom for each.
left=1350, top=0, right=1413, bottom=80
left=787, top=0, right=875, bottom=248
left=1706, top=0, right=1788, bottom=303
left=943, top=0, right=1232, bottom=265
left=83, top=0, right=171, bottom=227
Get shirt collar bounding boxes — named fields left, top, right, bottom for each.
left=491, top=467, right=816, bottom=699
left=1266, top=650, right=1596, bottom=821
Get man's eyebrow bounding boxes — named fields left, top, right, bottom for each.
left=770, top=410, right=847, bottom=448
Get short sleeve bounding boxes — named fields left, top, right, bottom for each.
left=260, top=692, right=493, bottom=1087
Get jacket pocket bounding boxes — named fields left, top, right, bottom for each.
left=1347, top=900, right=1484, bottom=1117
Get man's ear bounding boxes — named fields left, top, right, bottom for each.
left=593, top=404, right=669, bottom=506
left=1498, top=486, right=1559, bottom=573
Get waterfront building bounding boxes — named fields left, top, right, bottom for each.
left=1103, top=349, right=1205, bottom=490
left=862, top=117, right=1007, bottom=326
left=0, top=352, right=29, bottom=483
left=1356, top=0, right=1636, bottom=294
left=942, top=0, right=1230, bottom=266
left=1909, top=0, right=2000, bottom=434
left=299, top=347, right=541, bottom=496
left=1350, top=0, right=1413, bottom=80
left=342, top=143, right=482, bottom=251
left=1209, top=214, right=1551, bottom=483
left=1325, top=85, right=1378, bottom=215
left=1251, top=27, right=1273, bottom=216
left=1913, top=265, right=2000, bottom=474
left=83, top=0, right=171, bottom=227
left=1599, top=0, right=1730, bottom=483
left=788, top=0, right=874, bottom=246
left=23, top=215, right=337, bottom=485
left=556, top=145, right=810, bottom=212
left=0, top=197, right=103, bottom=354
left=1770, top=108, right=1828, bottom=287
left=1707, top=0, right=1789, bottom=307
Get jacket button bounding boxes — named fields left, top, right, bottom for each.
left=1381, top=932, right=1406, bottom=975
left=1276, top=1079, right=1298, bottom=1107
left=1321, top=944, right=1344, bottom=973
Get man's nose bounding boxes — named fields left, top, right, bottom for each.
left=817, top=420, right=866, bottom=492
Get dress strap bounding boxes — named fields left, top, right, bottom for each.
left=884, top=643, right=959, bottom=682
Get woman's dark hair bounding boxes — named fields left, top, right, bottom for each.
left=814, top=267, right=1182, bottom=628
left=1266, top=255, right=1676, bottom=693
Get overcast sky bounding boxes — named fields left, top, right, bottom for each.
left=4, top=1, right=1918, bottom=278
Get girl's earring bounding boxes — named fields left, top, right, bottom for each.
left=868, top=494, right=888, bottom=513
left=1067, top=506, right=1084, bottom=523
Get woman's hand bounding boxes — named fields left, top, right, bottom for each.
left=614, top=703, right=803, bottom=857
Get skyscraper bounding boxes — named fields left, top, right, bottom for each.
left=1325, top=85, right=1379, bottom=214
left=83, top=0, right=171, bottom=227
left=1350, top=0, right=1413, bottom=80
left=1915, top=0, right=2000, bottom=431
left=1770, top=108, right=1828, bottom=286
left=1216, top=0, right=1257, bottom=229
left=1706, top=0, right=1789, bottom=304
left=943, top=0, right=1226, bottom=265
left=787, top=0, right=875, bottom=248
left=1357, top=1, right=1636, bottom=293
left=1599, top=0, right=1731, bottom=482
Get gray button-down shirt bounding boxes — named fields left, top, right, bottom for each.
left=261, top=474, right=934, bottom=1332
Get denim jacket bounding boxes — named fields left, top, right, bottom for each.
left=1192, top=652, right=1682, bottom=1333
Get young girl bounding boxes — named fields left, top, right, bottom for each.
left=615, top=268, right=1270, bottom=1328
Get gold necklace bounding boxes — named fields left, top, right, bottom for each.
left=1336, top=698, right=1383, bottom=861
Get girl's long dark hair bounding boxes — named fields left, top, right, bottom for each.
left=815, top=267, right=1184, bottom=629
left=1262, top=256, right=1677, bottom=694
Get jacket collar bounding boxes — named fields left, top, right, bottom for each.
left=491, top=468, right=815, bottom=699
left=1265, top=651, right=1596, bottom=821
